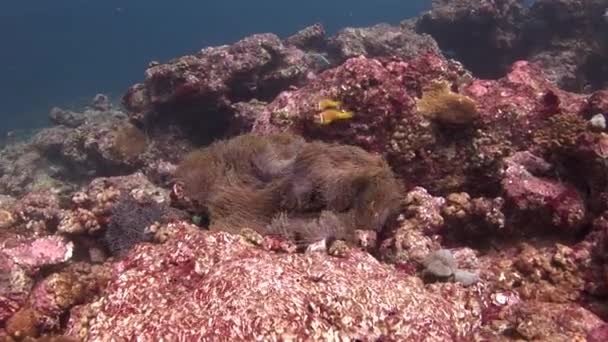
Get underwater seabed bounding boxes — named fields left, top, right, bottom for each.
left=2, top=0, right=608, bottom=340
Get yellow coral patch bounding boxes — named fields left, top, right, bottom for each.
left=416, top=80, right=478, bottom=124
left=0, top=209, right=15, bottom=229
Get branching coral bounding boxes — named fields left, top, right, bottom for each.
left=173, top=133, right=403, bottom=247
left=416, top=80, right=479, bottom=125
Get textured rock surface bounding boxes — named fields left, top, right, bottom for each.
left=67, top=224, right=477, bottom=340
left=0, top=235, right=74, bottom=328
left=122, top=33, right=319, bottom=141
left=329, top=23, right=440, bottom=62
left=417, top=0, right=608, bottom=91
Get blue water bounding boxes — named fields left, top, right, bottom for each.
left=0, top=0, right=429, bottom=135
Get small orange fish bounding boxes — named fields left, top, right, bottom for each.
left=315, top=109, right=354, bottom=125
left=318, top=99, right=342, bottom=111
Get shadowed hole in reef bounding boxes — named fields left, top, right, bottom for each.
left=580, top=53, right=608, bottom=92
left=227, top=73, right=299, bottom=104
left=415, top=19, right=515, bottom=80
left=152, top=99, right=233, bottom=146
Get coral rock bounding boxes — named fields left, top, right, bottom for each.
left=588, top=323, right=608, bottom=342
left=68, top=225, right=478, bottom=340
left=3, top=236, right=73, bottom=274
left=502, top=152, right=586, bottom=233
left=501, top=302, right=603, bottom=341
left=417, top=0, right=608, bottom=92
left=286, top=23, right=326, bottom=50
left=57, top=208, right=100, bottom=235
left=329, top=23, right=440, bottom=62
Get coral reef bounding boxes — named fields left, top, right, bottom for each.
left=0, top=94, right=195, bottom=198
left=3, top=11, right=608, bottom=340
left=416, top=0, right=608, bottom=91
left=122, top=33, right=320, bottom=145
left=328, top=22, right=441, bottom=62
left=122, top=23, right=440, bottom=146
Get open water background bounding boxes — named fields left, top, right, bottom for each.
left=0, top=0, right=430, bottom=135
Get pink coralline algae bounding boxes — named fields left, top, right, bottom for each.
left=588, top=323, right=608, bottom=342
left=3, top=236, right=73, bottom=274
left=0, top=235, right=74, bottom=328
left=67, top=224, right=474, bottom=341
left=246, top=53, right=603, bottom=234
left=502, top=151, right=586, bottom=233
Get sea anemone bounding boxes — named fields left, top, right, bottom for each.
left=173, top=133, right=403, bottom=247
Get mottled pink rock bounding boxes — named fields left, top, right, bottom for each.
left=68, top=223, right=478, bottom=340
left=285, top=23, right=326, bottom=50
left=251, top=53, right=476, bottom=194
left=0, top=235, right=73, bottom=326
left=586, top=90, right=608, bottom=115
left=475, top=300, right=605, bottom=340
left=402, top=186, right=445, bottom=235
left=28, top=272, right=83, bottom=331
left=3, top=236, right=73, bottom=274
left=588, top=323, right=608, bottom=342
left=502, top=151, right=586, bottom=232
left=501, top=301, right=604, bottom=340
left=246, top=51, right=600, bottom=199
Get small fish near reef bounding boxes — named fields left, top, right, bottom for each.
left=315, top=98, right=354, bottom=125
left=318, top=98, right=343, bottom=111
left=315, top=109, right=354, bottom=125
